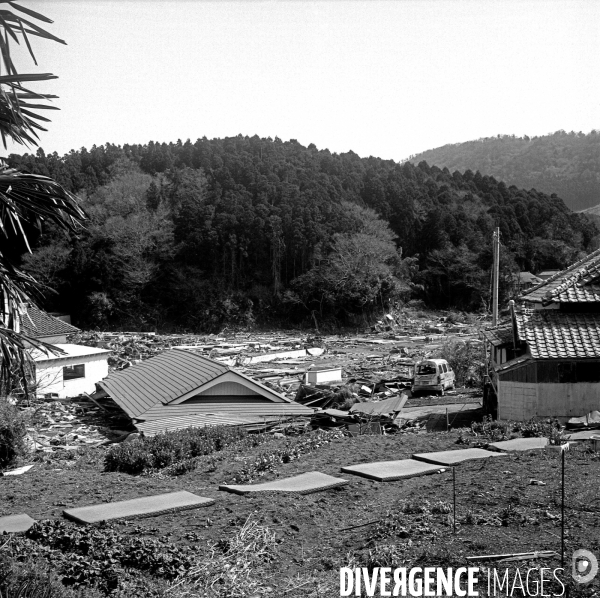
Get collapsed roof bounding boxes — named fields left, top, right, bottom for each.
left=94, top=349, right=313, bottom=432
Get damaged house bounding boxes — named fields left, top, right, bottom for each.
left=484, top=249, right=600, bottom=421
left=22, top=305, right=110, bottom=398
left=92, top=349, right=313, bottom=435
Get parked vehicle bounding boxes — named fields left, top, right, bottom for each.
left=411, top=359, right=455, bottom=396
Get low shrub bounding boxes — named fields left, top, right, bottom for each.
left=470, top=416, right=513, bottom=442
left=2, top=519, right=195, bottom=595
left=104, top=425, right=248, bottom=474
left=0, top=398, right=29, bottom=469
left=439, top=339, right=485, bottom=388
left=0, top=554, right=103, bottom=598
left=227, top=429, right=345, bottom=484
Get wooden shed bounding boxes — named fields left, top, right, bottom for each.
left=484, top=248, right=600, bottom=421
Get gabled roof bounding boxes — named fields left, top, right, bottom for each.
left=515, top=310, right=600, bottom=359
left=21, top=305, right=79, bottom=338
left=519, top=271, right=542, bottom=285
left=520, top=249, right=600, bottom=305
left=481, top=326, right=513, bottom=347
left=97, top=349, right=305, bottom=419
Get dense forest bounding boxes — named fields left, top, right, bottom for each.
left=409, top=130, right=600, bottom=212
left=8, top=135, right=598, bottom=331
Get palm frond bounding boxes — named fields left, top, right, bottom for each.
left=0, top=4, right=65, bottom=148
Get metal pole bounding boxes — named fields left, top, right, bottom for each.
left=453, top=467, right=457, bottom=534
left=446, top=408, right=449, bottom=432
left=561, top=447, right=565, bottom=570
left=492, top=227, right=500, bottom=327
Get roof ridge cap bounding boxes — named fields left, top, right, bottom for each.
left=522, top=247, right=600, bottom=298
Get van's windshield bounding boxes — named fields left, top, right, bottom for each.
left=416, top=363, right=437, bottom=375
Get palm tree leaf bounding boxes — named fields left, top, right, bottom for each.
left=0, top=73, right=57, bottom=83
left=6, top=1, right=54, bottom=24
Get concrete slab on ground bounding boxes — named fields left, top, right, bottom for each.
left=63, top=491, right=214, bottom=524
left=488, top=437, right=548, bottom=452
left=400, top=402, right=481, bottom=421
left=341, top=459, right=446, bottom=481
left=566, top=430, right=600, bottom=441
left=412, top=448, right=507, bottom=466
left=219, top=471, right=348, bottom=495
left=0, top=513, right=35, bottom=533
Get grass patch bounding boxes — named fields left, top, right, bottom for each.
left=225, top=429, right=346, bottom=484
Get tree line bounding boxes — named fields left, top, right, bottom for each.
left=9, top=135, right=598, bottom=331
left=409, top=130, right=600, bottom=212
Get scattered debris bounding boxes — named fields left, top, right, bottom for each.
left=1, top=465, right=34, bottom=476
left=567, top=410, right=600, bottom=429
left=466, top=550, right=558, bottom=563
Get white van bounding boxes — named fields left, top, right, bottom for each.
left=411, top=359, right=455, bottom=396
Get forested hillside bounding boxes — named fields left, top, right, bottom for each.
left=409, top=130, right=600, bottom=212
left=9, top=136, right=598, bottom=331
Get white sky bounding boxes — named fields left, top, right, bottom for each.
left=7, top=0, right=600, bottom=161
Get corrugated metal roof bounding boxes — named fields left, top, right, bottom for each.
left=350, top=394, right=408, bottom=416
left=135, top=412, right=273, bottom=436
left=98, top=350, right=310, bottom=420
left=520, top=248, right=600, bottom=304
left=141, top=399, right=313, bottom=421
left=21, top=305, right=80, bottom=338
left=515, top=310, right=600, bottom=359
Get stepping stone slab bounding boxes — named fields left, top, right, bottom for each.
left=341, top=459, right=445, bottom=482
left=219, top=471, right=348, bottom=495
left=566, top=430, right=600, bottom=441
left=488, top=437, right=548, bottom=452
left=0, top=514, right=35, bottom=534
left=412, top=448, right=507, bottom=466
left=63, top=491, right=214, bottom=524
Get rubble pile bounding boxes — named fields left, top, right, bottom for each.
left=47, top=310, right=485, bottom=447
left=23, top=396, right=134, bottom=454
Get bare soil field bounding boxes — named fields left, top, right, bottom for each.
left=2, top=427, right=600, bottom=597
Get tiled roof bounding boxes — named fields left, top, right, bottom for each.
left=515, top=310, right=600, bottom=359
left=98, top=350, right=306, bottom=419
left=481, top=326, right=514, bottom=347
left=21, top=305, right=79, bottom=338
left=519, top=271, right=542, bottom=284
left=520, top=249, right=600, bottom=304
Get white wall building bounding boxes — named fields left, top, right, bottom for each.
left=31, top=344, right=110, bottom=398
left=20, top=305, right=111, bottom=398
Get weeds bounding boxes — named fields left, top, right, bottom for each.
left=226, top=429, right=345, bottom=484
left=0, top=399, right=29, bottom=469
left=3, top=520, right=195, bottom=595
left=170, top=514, right=278, bottom=597
left=104, top=426, right=248, bottom=474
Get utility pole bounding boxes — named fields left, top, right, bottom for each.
left=492, top=227, right=500, bottom=327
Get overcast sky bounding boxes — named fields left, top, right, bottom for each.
left=8, top=0, right=600, bottom=161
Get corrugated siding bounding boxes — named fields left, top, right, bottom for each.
left=197, top=381, right=259, bottom=396
left=136, top=413, right=271, bottom=436
left=141, top=399, right=313, bottom=421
